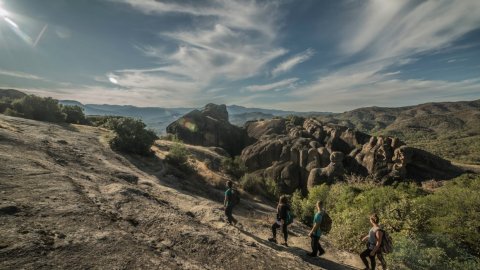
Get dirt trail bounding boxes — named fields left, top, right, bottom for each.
left=0, top=115, right=363, bottom=270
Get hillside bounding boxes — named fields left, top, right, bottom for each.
left=317, top=100, right=480, bottom=165
left=0, top=114, right=362, bottom=269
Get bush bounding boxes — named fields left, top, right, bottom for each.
left=387, top=234, right=480, bottom=270
left=240, top=174, right=278, bottom=200
left=6, top=95, right=65, bottom=122
left=104, top=117, right=158, bottom=155
left=165, top=141, right=189, bottom=165
left=290, top=174, right=480, bottom=265
left=221, top=156, right=246, bottom=179
left=61, top=105, right=88, bottom=124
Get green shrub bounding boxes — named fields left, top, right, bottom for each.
left=221, top=156, right=246, bottom=179
left=240, top=174, right=278, bottom=200
left=6, top=95, right=65, bottom=122
left=104, top=117, right=158, bottom=155
left=61, top=105, right=88, bottom=124
left=387, top=234, right=480, bottom=270
left=414, top=174, right=480, bottom=255
left=87, top=115, right=125, bottom=127
left=165, top=141, right=189, bottom=165
left=291, top=184, right=330, bottom=225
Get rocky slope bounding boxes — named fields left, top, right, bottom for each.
left=0, top=114, right=363, bottom=270
left=317, top=99, right=480, bottom=164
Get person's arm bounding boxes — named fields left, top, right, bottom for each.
left=361, top=235, right=369, bottom=242
left=370, top=230, right=383, bottom=256
left=309, top=222, right=320, bottom=237
left=224, top=191, right=228, bottom=207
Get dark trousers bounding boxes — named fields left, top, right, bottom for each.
left=225, top=205, right=236, bottom=224
left=360, top=248, right=376, bottom=270
left=310, top=235, right=325, bottom=255
left=376, top=252, right=387, bottom=269
left=272, top=222, right=288, bottom=242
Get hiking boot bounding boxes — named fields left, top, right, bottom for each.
left=319, top=249, right=325, bottom=256
left=281, top=242, right=289, bottom=247
left=306, top=252, right=316, bottom=257
left=267, top=238, right=277, bottom=243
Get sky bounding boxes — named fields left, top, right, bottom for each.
left=0, top=0, right=479, bottom=112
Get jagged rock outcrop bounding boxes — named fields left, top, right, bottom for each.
left=241, top=117, right=463, bottom=192
left=166, top=104, right=253, bottom=156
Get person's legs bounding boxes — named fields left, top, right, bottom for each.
left=230, top=206, right=237, bottom=224
left=271, top=222, right=280, bottom=240
left=369, top=252, right=376, bottom=270
left=310, top=235, right=319, bottom=255
left=225, top=205, right=233, bottom=224
left=318, top=237, right=325, bottom=255
left=360, top=249, right=371, bottom=269
left=376, top=252, right=387, bottom=269
left=282, top=223, right=288, bottom=244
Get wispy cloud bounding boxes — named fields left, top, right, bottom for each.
left=342, top=0, right=480, bottom=60
left=107, top=0, right=287, bottom=102
left=0, top=69, right=47, bottom=81
left=271, top=48, right=315, bottom=77
left=282, top=0, right=480, bottom=111
left=246, top=78, right=299, bottom=92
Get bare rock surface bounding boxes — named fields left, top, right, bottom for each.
left=0, top=115, right=363, bottom=270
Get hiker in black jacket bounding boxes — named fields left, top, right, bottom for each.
left=268, top=195, right=290, bottom=247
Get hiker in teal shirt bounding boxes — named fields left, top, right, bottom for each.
left=307, top=201, right=325, bottom=257
left=224, top=181, right=237, bottom=225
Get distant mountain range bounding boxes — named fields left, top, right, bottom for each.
left=59, top=100, right=330, bottom=134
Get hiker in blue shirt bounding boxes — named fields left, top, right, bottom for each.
left=307, top=201, right=325, bottom=257
left=224, top=181, right=237, bottom=225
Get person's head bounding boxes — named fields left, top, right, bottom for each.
left=316, top=201, right=323, bottom=212
left=369, top=213, right=379, bottom=225
left=227, top=180, right=233, bottom=189
left=279, top=195, right=288, bottom=205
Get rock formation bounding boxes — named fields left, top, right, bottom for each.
left=166, top=104, right=253, bottom=156
left=241, top=117, right=463, bottom=192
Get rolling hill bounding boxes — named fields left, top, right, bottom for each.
left=317, top=100, right=480, bottom=165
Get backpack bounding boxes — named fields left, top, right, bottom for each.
left=379, top=229, right=393, bottom=254
left=286, top=211, right=294, bottom=225
left=319, top=211, right=332, bottom=234
left=230, top=189, right=241, bottom=206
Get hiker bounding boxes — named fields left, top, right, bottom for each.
left=268, top=195, right=290, bottom=247
left=307, top=201, right=325, bottom=257
left=224, top=181, right=237, bottom=225
left=360, top=213, right=386, bottom=270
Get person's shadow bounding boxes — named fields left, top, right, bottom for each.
left=237, top=227, right=359, bottom=270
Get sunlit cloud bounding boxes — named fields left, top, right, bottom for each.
left=246, top=78, right=299, bottom=92
left=271, top=48, right=315, bottom=77
left=104, top=0, right=287, bottom=104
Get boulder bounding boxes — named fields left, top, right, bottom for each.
left=166, top=104, right=253, bottom=156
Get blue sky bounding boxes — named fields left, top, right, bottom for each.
left=0, top=0, right=479, bottom=112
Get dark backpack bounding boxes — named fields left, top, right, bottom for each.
left=230, top=189, right=241, bottom=206
left=319, top=211, right=332, bottom=234
left=286, top=211, right=294, bottom=225
left=380, top=229, right=393, bottom=254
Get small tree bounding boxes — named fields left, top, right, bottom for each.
left=7, top=95, right=65, bottom=122
left=61, top=105, right=88, bottom=124
left=104, top=117, right=158, bottom=155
